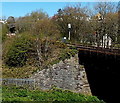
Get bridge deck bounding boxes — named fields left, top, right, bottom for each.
left=68, top=44, right=120, bottom=55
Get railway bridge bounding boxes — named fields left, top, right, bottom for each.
left=73, top=44, right=120, bottom=103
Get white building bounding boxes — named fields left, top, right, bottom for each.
left=0, top=20, right=7, bottom=24
left=100, top=34, right=112, bottom=48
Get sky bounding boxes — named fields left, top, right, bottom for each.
left=2, top=2, right=93, bottom=19
left=1, top=1, right=119, bottom=19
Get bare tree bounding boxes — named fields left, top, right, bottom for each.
left=93, top=2, right=118, bottom=47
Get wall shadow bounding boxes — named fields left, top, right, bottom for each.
left=78, top=50, right=120, bottom=103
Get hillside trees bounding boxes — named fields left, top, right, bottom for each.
left=15, top=10, right=60, bottom=66
left=15, top=9, right=48, bottom=33
left=105, top=13, right=118, bottom=43
left=118, top=1, right=120, bottom=44
left=92, top=2, right=119, bottom=47
left=53, top=4, right=92, bottom=43
left=31, top=18, right=60, bottom=66
left=53, top=3, right=119, bottom=47
left=3, top=10, right=61, bottom=67
left=3, top=3, right=119, bottom=68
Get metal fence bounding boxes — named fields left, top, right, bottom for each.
left=0, top=78, right=36, bottom=88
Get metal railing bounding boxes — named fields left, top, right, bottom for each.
left=67, top=43, right=120, bottom=55
left=0, top=78, right=36, bottom=88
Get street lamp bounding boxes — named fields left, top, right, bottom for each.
left=68, top=23, right=71, bottom=40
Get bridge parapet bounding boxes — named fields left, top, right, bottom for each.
left=67, top=43, right=120, bottom=55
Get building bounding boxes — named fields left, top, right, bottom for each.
left=100, top=34, right=112, bottom=48
left=0, top=20, right=7, bottom=24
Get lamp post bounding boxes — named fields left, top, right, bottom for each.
left=68, top=23, right=71, bottom=40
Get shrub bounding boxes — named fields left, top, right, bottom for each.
left=1, top=24, right=8, bottom=42
left=59, top=48, right=78, bottom=61
left=4, top=33, right=35, bottom=67
left=114, top=44, right=120, bottom=49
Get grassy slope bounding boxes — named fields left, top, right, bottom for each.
left=2, top=86, right=105, bottom=103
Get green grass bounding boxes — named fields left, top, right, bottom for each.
left=2, top=86, right=105, bottom=103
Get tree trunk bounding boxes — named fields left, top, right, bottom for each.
left=36, top=38, right=42, bottom=67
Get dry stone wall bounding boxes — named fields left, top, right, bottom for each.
left=30, top=54, right=91, bottom=95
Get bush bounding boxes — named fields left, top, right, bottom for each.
left=114, top=44, right=120, bottom=49
left=4, top=33, right=35, bottom=67
left=59, top=48, right=78, bottom=61
left=1, top=24, right=8, bottom=42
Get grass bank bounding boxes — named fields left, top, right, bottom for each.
left=2, top=86, right=105, bottom=103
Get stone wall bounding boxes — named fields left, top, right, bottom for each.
left=30, top=54, right=91, bottom=95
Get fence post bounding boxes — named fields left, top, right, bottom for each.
left=34, top=79, right=35, bottom=89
